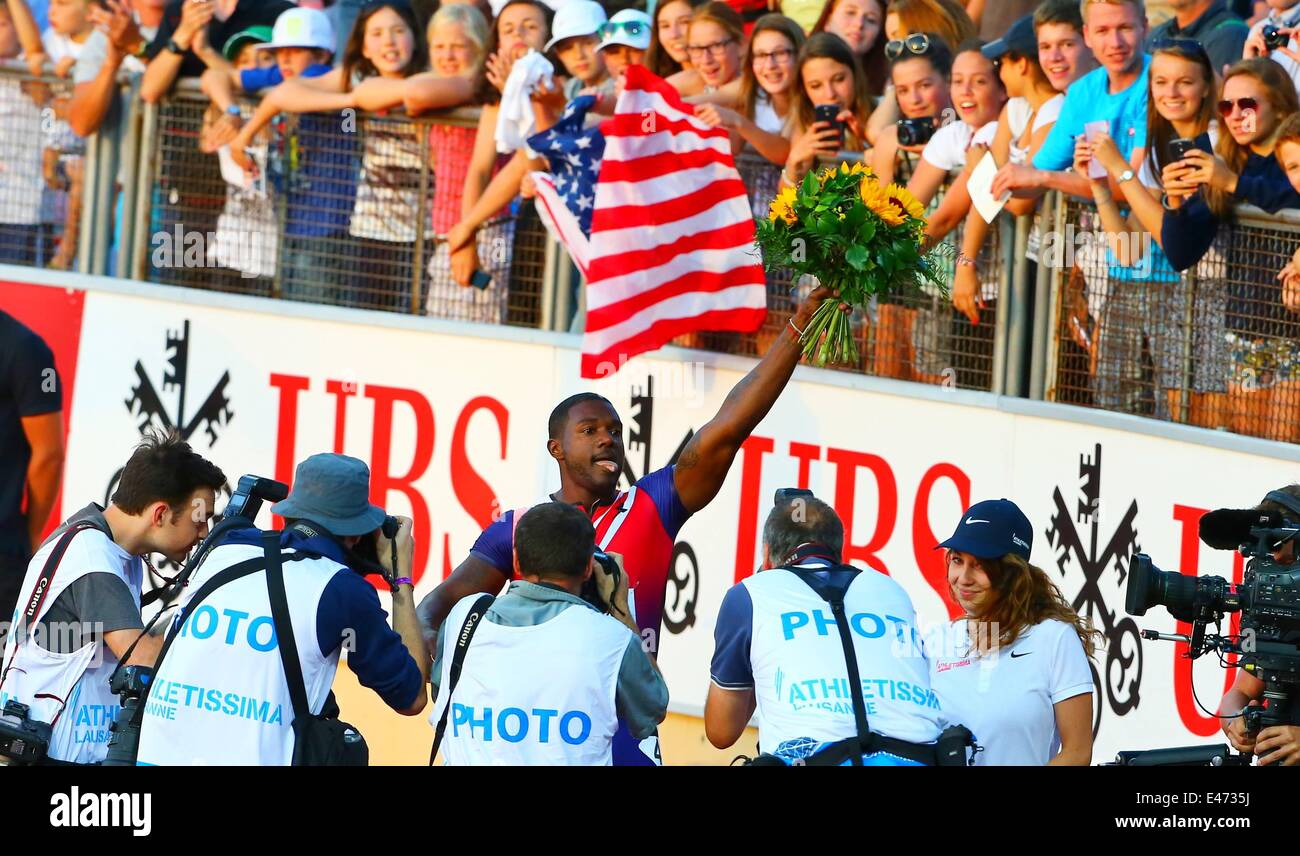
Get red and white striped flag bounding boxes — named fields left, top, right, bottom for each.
left=534, top=65, right=768, bottom=378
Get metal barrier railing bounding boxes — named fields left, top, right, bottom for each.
left=4, top=63, right=1298, bottom=444
left=1044, top=195, right=1300, bottom=443
left=134, top=85, right=550, bottom=329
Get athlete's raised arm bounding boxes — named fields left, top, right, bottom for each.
left=673, top=287, right=840, bottom=513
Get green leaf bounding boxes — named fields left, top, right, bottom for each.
left=857, top=220, right=876, bottom=243
left=801, top=169, right=818, bottom=197
left=845, top=245, right=868, bottom=271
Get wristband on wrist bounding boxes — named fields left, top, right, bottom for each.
left=393, top=576, right=414, bottom=588
left=167, top=37, right=188, bottom=54
left=226, top=103, right=242, bottom=116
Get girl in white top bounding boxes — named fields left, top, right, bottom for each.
left=694, top=14, right=805, bottom=167
left=951, top=13, right=1081, bottom=327
left=908, top=40, right=1005, bottom=228
left=929, top=498, right=1097, bottom=766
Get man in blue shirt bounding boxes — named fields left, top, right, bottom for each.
left=993, top=0, right=1150, bottom=202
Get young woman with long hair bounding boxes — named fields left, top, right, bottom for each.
left=1162, top=58, right=1300, bottom=441
left=1081, top=39, right=1226, bottom=429
left=930, top=499, right=1097, bottom=766
left=648, top=0, right=705, bottom=78
left=694, top=14, right=804, bottom=167
left=811, top=0, right=888, bottom=95
left=671, top=1, right=745, bottom=96
left=781, top=32, right=874, bottom=190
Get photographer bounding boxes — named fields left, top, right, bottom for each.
left=1217, top=484, right=1300, bottom=766
left=428, top=502, right=667, bottom=765
left=135, top=453, right=428, bottom=765
left=0, top=432, right=223, bottom=765
left=705, top=491, right=949, bottom=766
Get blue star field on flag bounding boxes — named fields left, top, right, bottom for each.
left=527, top=94, right=606, bottom=235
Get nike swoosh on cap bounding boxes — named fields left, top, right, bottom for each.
left=1010, top=651, right=1031, bottom=658
left=965, top=517, right=990, bottom=524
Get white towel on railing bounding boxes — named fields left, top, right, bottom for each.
left=495, top=49, right=554, bottom=155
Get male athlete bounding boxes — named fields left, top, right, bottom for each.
left=417, top=287, right=843, bottom=764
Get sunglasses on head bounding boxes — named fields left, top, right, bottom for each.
left=885, top=32, right=931, bottom=60
left=1218, top=96, right=1259, bottom=116
left=598, top=19, right=647, bottom=39
left=1150, top=37, right=1209, bottom=59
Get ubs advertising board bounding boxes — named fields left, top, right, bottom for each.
left=6, top=273, right=1298, bottom=763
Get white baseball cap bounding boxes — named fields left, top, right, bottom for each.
left=544, top=0, right=606, bottom=52
left=597, top=9, right=652, bottom=52
left=257, top=7, right=336, bottom=53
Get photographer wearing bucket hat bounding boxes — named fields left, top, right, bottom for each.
left=135, top=453, right=428, bottom=766
left=928, top=498, right=1098, bottom=766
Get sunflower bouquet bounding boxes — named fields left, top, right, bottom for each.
left=754, top=161, right=949, bottom=366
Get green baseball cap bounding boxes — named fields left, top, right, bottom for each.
left=222, top=26, right=274, bottom=61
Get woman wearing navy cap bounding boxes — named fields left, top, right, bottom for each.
left=928, top=498, right=1097, bottom=765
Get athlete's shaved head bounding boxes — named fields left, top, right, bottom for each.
left=548, top=393, right=614, bottom=440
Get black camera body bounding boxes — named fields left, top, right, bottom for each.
left=1263, top=23, right=1289, bottom=51
left=580, top=549, right=624, bottom=614
left=0, top=700, right=51, bottom=765
left=897, top=117, right=936, bottom=147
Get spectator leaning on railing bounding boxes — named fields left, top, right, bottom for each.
left=950, top=9, right=1075, bottom=327
left=784, top=32, right=873, bottom=189
left=993, top=0, right=1150, bottom=205
left=869, top=33, right=951, bottom=188
left=1082, top=38, right=1228, bottom=428
left=65, top=0, right=163, bottom=139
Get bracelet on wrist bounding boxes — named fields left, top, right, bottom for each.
left=392, top=576, right=414, bottom=588
left=167, top=37, right=188, bottom=54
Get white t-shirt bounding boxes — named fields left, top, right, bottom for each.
left=929, top=618, right=1093, bottom=766
left=753, top=93, right=783, bottom=135
left=920, top=119, right=998, bottom=173
left=1008, top=94, right=1064, bottom=165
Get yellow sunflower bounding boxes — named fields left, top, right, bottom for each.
left=769, top=184, right=799, bottom=225
left=886, top=183, right=927, bottom=223
left=860, top=177, right=926, bottom=227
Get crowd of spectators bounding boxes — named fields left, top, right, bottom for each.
left=1, top=0, right=1299, bottom=441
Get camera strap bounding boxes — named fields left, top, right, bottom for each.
left=428, top=593, right=495, bottom=765
left=0, top=521, right=102, bottom=689
left=263, top=531, right=314, bottom=734
left=785, top=564, right=871, bottom=767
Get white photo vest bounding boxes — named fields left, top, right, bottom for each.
left=0, top=526, right=143, bottom=764
left=135, top=543, right=342, bottom=766
left=431, top=593, right=631, bottom=765
left=744, top=567, right=947, bottom=753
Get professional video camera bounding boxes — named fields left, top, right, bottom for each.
left=1115, top=491, right=1300, bottom=764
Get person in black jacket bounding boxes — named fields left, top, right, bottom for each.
left=1163, top=58, right=1300, bottom=441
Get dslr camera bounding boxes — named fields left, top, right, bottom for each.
left=897, top=117, right=936, bottom=147
left=1263, top=23, right=1289, bottom=51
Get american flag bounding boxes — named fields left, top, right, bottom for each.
left=529, top=66, right=767, bottom=378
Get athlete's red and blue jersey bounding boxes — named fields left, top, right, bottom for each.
left=469, top=465, right=691, bottom=655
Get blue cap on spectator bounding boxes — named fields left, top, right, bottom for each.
left=982, top=14, right=1037, bottom=62
left=938, top=498, right=1034, bottom=560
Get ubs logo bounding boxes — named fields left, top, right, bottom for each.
left=1044, top=443, right=1144, bottom=739
left=108, top=321, right=235, bottom=599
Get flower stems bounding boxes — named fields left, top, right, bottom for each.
left=799, top=287, right=860, bottom=368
